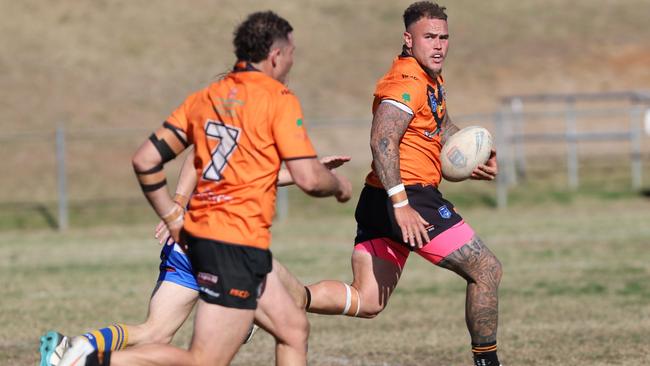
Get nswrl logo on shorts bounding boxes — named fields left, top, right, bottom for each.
left=438, top=205, right=452, bottom=219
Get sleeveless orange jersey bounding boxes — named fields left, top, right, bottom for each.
left=366, top=54, right=447, bottom=188
left=166, top=63, right=316, bottom=249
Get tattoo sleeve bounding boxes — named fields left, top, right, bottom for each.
left=440, top=112, right=461, bottom=146
left=370, top=102, right=413, bottom=189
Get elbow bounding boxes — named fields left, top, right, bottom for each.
left=294, top=174, right=320, bottom=195
left=132, top=151, right=158, bottom=173
left=132, top=153, right=146, bottom=172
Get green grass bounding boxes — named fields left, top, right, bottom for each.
left=2, top=185, right=649, bottom=365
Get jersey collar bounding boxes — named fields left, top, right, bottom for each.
left=233, top=61, right=260, bottom=73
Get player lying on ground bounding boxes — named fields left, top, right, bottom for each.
left=39, top=151, right=350, bottom=366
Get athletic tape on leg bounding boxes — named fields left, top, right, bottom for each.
left=342, top=283, right=352, bottom=315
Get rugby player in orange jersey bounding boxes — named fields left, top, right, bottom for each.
left=70, top=11, right=351, bottom=366
left=292, top=3, right=504, bottom=365
left=42, top=152, right=349, bottom=366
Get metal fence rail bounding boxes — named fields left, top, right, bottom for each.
left=2, top=91, right=648, bottom=229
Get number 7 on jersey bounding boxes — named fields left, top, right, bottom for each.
left=203, top=120, right=241, bottom=182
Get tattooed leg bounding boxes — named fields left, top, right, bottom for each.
left=438, top=235, right=502, bottom=344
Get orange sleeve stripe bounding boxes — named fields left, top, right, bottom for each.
left=136, top=170, right=166, bottom=185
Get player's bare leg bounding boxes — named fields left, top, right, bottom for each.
left=111, top=300, right=255, bottom=366
left=306, top=249, right=403, bottom=318
left=437, top=235, right=502, bottom=364
left=253, top=267, right=309, bottom=365
left=272, top=259, right=308, bottom=309
left=57, top=281, right=198, bottom=366
left=127, top=281, right=197, bottom=345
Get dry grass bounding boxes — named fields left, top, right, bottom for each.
left=2, top=1, right=650, bottom=364
left=2, top=0, right=650, bottom=133
left=1, top=194, right=649, bottom=365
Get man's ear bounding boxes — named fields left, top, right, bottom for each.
left=403, top=31, right=413, bottom=48
left=269, top=47, right=281, bottom=68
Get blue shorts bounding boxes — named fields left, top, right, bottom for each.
left=157, top=239, right=199, bottom=291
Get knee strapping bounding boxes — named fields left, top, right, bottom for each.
left=342, top=283, right=361, bottom=317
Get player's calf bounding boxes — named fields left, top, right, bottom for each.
left=437, top=235, right=503, bottom=366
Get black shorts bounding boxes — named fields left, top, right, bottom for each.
left=182, top=232, right=273, bottom=310
left=354, top=184, right=463, bottom=250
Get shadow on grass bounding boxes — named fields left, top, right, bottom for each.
left=0, top=202, right=58, bottom=229
left=0, top=198, right=153, bottom=231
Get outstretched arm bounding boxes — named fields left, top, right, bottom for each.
left=155, top=153, right=352, bottom=243
left=284, top=158, right=351, bottom=202
left=370, top=102, right=429, bottom=248
left=277, top=155, right=351, bottom=187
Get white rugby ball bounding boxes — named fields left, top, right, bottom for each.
left=441, top=126, right=493, bottom=182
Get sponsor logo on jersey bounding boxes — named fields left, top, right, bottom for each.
left=438, top=205, right=452, bottom=219
left=296, top=118, right=303, bottom=127
left=402, top=93, right=411, bottom=102
left=401, top=74, right=419, bottom=81
left=229, top=288, right=251, bottom=299
left=197, top=272, right=219, bottom=285
left=200, top=287, right=221, bottom=299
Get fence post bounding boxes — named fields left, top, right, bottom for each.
left=565, top=99, right=579, bottom=189
left=56, top=125, right=69, bottom=231
left=276, top=186, right=288, bottom=221
left=511, top=98, right=526, bottom=181
left=630, top=106, right=643, bottom=190
left=495, top=111, right=508, bottom=209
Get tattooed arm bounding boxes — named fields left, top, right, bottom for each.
left=370, top=103, right=411, bottom=189
left=440, top=113, right=461, bottom=146
left=371, top=102, right=430, bottom=247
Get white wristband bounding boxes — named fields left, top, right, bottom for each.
left=387, top=183, right=405, bottom=197
left=393, top=199, right=409, bottom=208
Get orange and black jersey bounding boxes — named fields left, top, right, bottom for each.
left=166, top=62, right=316, bottom=250
left=366, top=53, right=447, bottom=188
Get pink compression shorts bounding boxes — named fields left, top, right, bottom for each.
left=354, top=221, right=475, bottom=269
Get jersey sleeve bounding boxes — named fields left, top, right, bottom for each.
left=374, top=77, right=426, bottom=115
left=272, top=92, right=317, bottom=160
left=165, top=91, right=204, bottom=145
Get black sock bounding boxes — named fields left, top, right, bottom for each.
left=304, top=286, right=312, bottom=310
left=472, top=341, right=499, bottom=366
left=85, top=349, right=112, bottom=366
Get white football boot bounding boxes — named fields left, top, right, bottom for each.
left=39, top=331, right=70, bottom=366
left=57, top=336, right=95, bottom=366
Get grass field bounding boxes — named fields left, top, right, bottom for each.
left=2, top=1, right=650, bottom=364
left=2, top=174, right=649, bottom=365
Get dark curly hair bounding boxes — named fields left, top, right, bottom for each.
left=403, top=1, right=447, bottom=29
left=233, top=11, right=293, bottom=63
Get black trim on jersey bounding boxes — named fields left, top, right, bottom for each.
left=149, top=133, right=176, bottom=163
left=283, top=155, right=318, bottom=161
left=233, top=61, right=260, bottom=73
left=163, top=121, right=189, bottom=147
left=427, top=83, right=444, bottom=134
left=140, top=179, right=167, bottom=192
